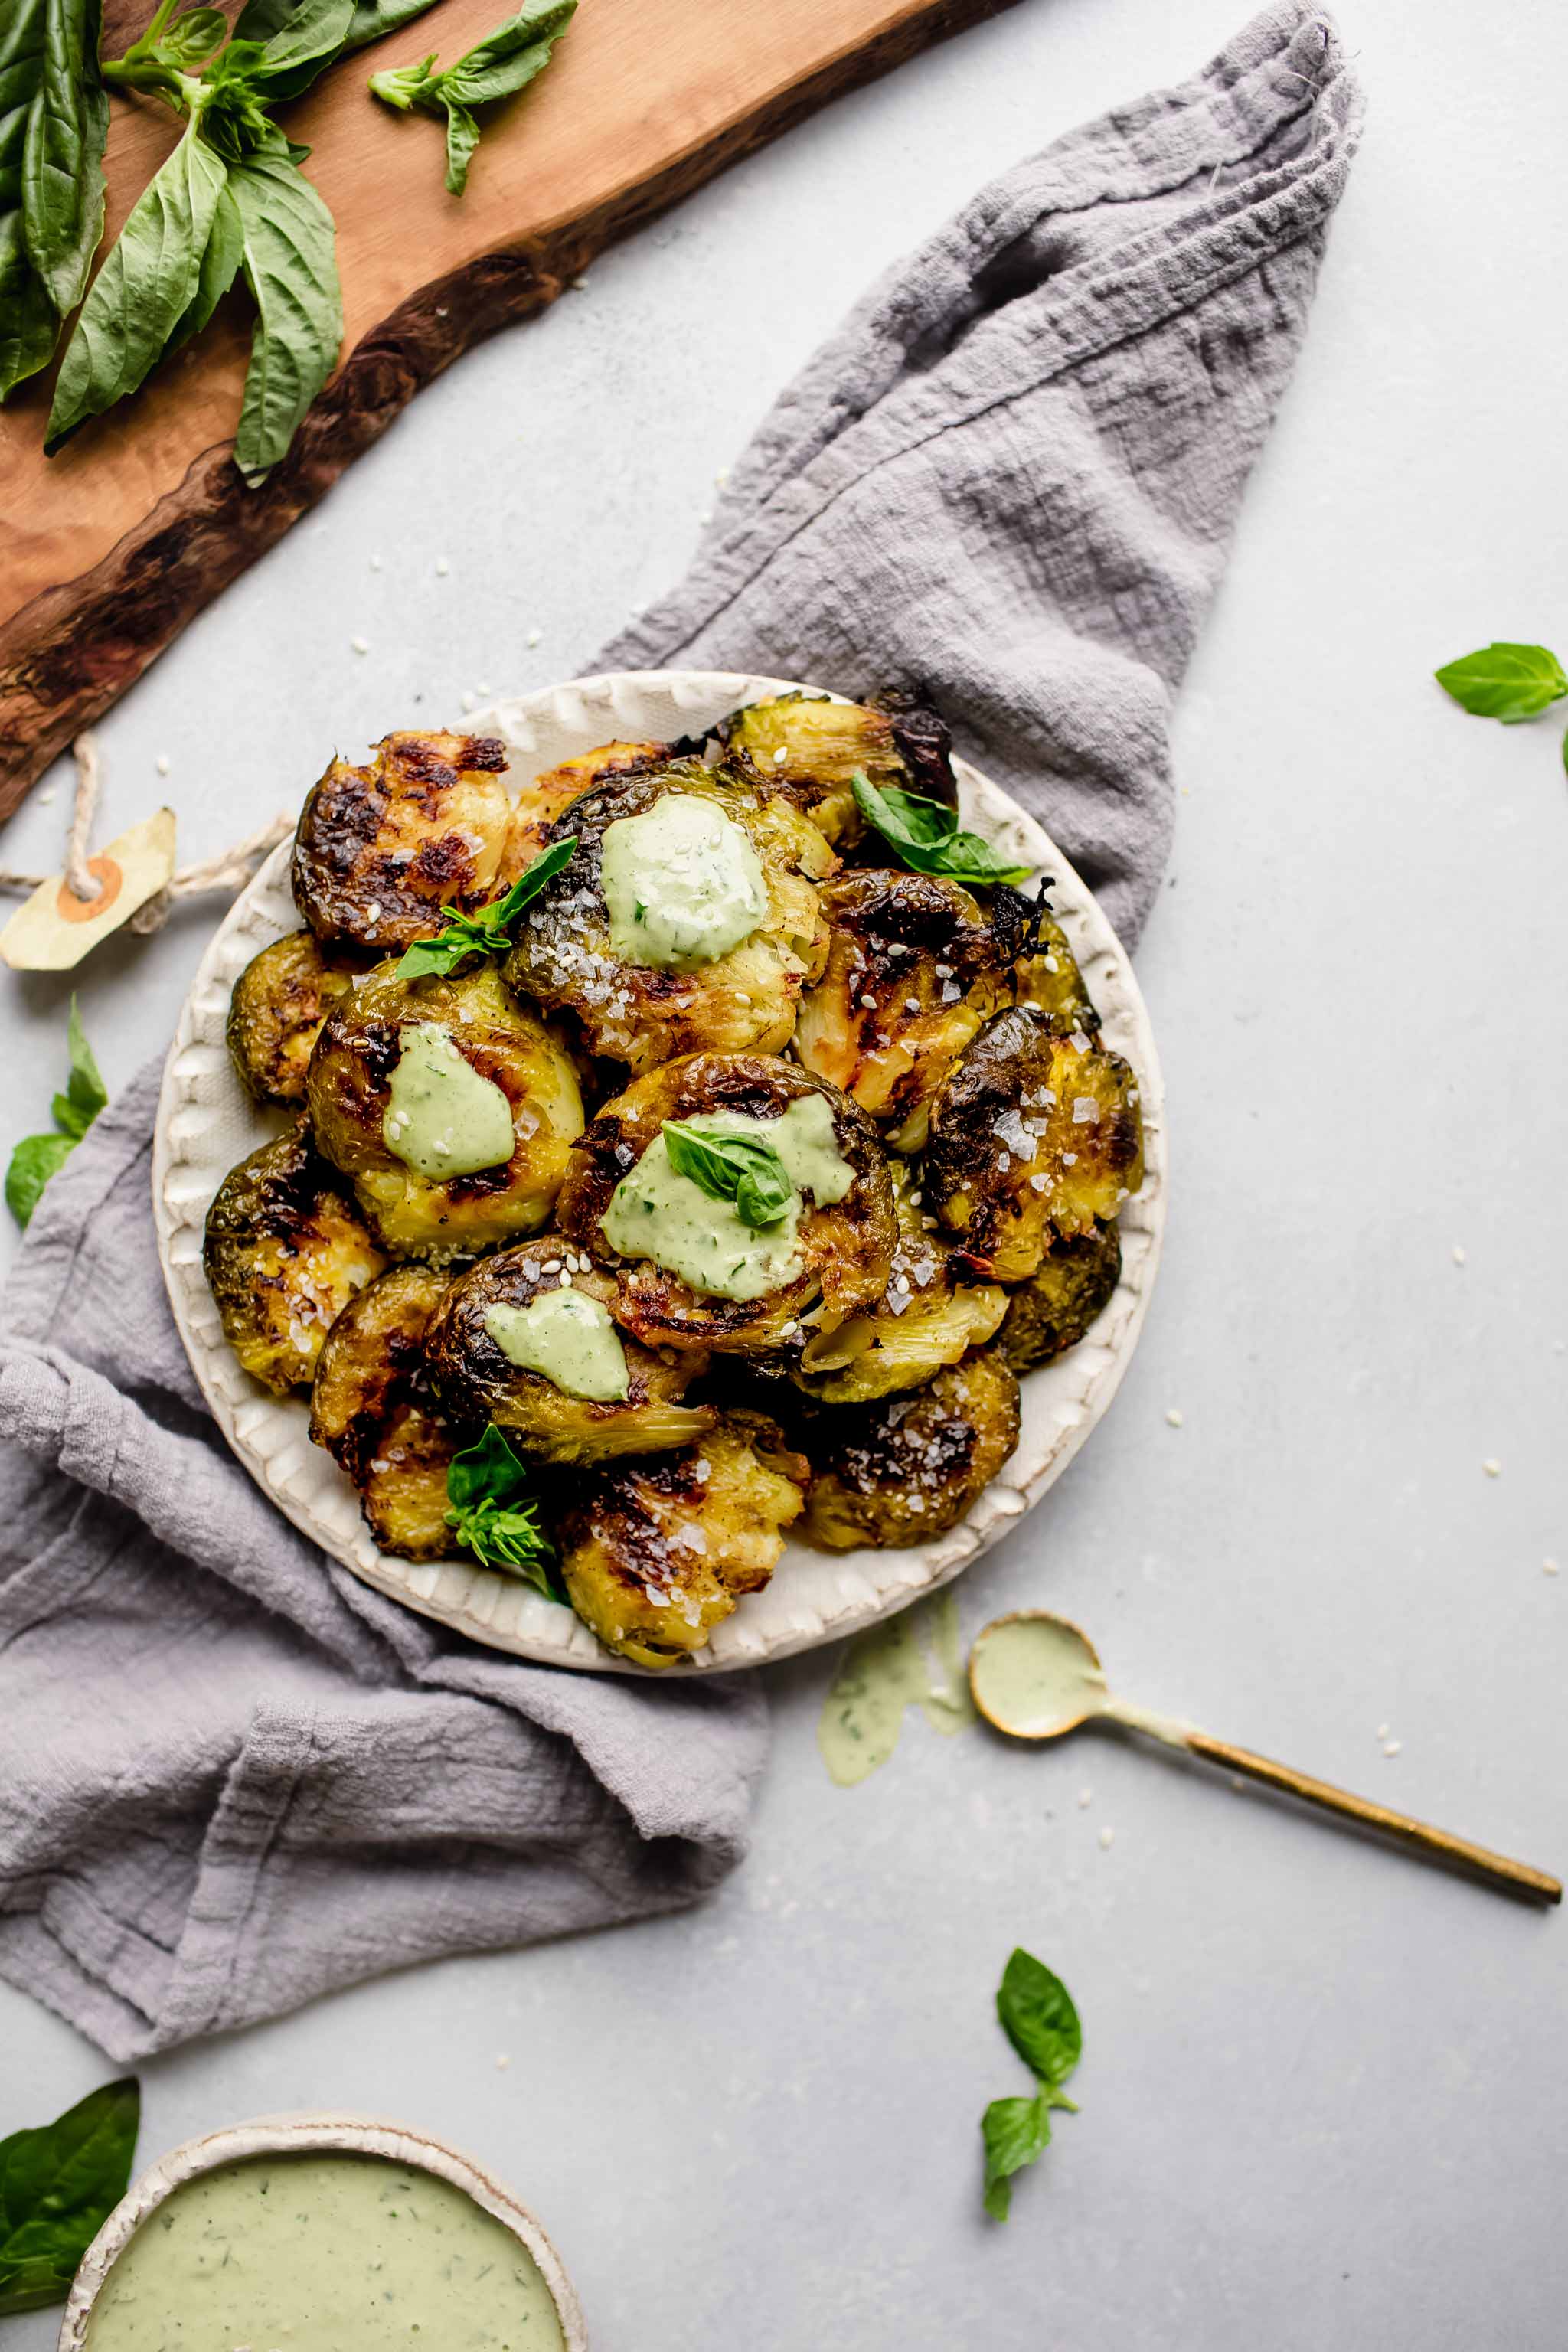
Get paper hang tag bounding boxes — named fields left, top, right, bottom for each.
left=0, top=808, right=178, bottom=971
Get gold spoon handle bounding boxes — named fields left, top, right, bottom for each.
left=1184, top=1729, right=1562, bottom=1905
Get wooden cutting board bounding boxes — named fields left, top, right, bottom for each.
left=0, top=0, right=1015, bottom=815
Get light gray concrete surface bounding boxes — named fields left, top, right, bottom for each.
left=5, top=2, right=1567, bottom=2345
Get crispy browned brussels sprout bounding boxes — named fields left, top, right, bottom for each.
left=204, top=1125, right=387, bottom=1393
left=789, top=1161, right=1006, bottom=1405
left=719, top=688, right=957, bottom=848
left=997, top=1223, right=1122, bottom=1374
left=426, top=1243, right=714, bottom=1465
left=504, top=756, right=834, bottom=1073
left=559, top=1409, right=808, bottom=1667
left=1011, top=906, right=1101, bottom=1037
left=309, top=1263, right=457, bottom=1559
left=558, top=1052, right=897, bottom=1355
left=306, top=960, right=584, bottom=1257
left=505, top=740, right=666, bottom=865
left=924, top=1008, right=1144, bottom=1280
left=293, top=730, right=526, bottom=954
left=795, top=870, right=1034, bottom=1152
left=799, top=1349, right=1021, bottom=1550
left=227, top=930, right=359, bottom=1107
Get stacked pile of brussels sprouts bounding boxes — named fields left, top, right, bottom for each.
left=205, top=693, right=1144, bottom=1667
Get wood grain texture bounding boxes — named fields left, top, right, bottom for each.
left=0, top=0, right=1017, bottom=815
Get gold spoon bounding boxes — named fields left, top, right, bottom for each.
left=969, top=1609, right=1561, bottom=1906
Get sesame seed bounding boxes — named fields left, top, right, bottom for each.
left=495, top=2053, right=511, bottom=2070
left=1077, top=1787, right=1093, bottom=1808
left=573, top=276, right=590, bottom=291
left=1165, top=1407, right=1184, bottom=1428
left=1544, top=1559, right=1560, bottom=1576
left=1383, top=1740, right=1402, bottom=1757
left=773, top=746, right=787, bottom=764
left=369, top=553, right=382, bottom=570
left=1377, top=1723, right=1390, bottom=1740
left=436, top=556, right=450, bottom=576
left=1099, top=1826, right=1115, bottom=1850
left=462, top=691, right=476, bottom=712
left=155, top=753, right=171, bottom=776
left=38, top=787, right=54, bottom=805
left=715, top=466, right=730, bottom=486
left=1452, top=1244, right=1466, bottom=1265
left=559, top=1270, right=573, bottom=1287
left=1483, top=1458, right=1501, bottom=1478
left=527, top=629, right=541, bottom=647
left=351, top=635, right=369, bottom=654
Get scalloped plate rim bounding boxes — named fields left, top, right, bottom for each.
left=152, top=668, right=1166, bottom=1676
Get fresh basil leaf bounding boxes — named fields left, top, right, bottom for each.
left=851, top=773, right=1032, bottom=888
left=980, top=2090, right=1050, bottom=2223
left=165, top=177, right=244, bottom=354
left=368, top=51, right=436, bottom=106
left=231, top=0, right=301, bottom=40
left=996, top=1946, right=1082, bottom=2088
left=5, top=1132, right=76, bottom=1228
left=46, top=119, right=227, bottom=448
left=440, top=94, right=479, bottom=195
left=0, top=2077, right=139, bottom=2313
left=21, top=0, right=109, bottom=318
left=159, top=5, right=228, bottom=67
left=394, top=836, right=577, bottom=978
left=341, top=0, right=445, bottom=54
left=439, top=0, right=575, bottom=106
left=0, top=0, right=61, bottom=397
left=1434, top=642, right=1568, bottom=724
left=446, top=1420, right=531, bottom=1512
left=663, top=1121, right=795, bottom=1229
left=226, top=136, right=341, bottom=480
left=64, top=991, right=109, bottom=1125
left=0, top=216, right=57, bottom=399
left=243, top=0, right=355, bottom=94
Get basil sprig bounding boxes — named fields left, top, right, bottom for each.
left=980, top=1948, right=1082, bottom=2222
left=0, top=2078, right=140, bottom=2314
left=445, top=1423, right=565, bottom=1599
left=851, top=771, right=1032, bottom=889
left=396, top=833, right=577, bottom=978
left=0, top=0, right=109, bottom=402
left=369, top=0, right=575, bottom=197
left=5, top=996, right=109, bottom=1229
left=663, top=1120, right=795, bottom=1229
left=38, top=0, right=446, bottom=473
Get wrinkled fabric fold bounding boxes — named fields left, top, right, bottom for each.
left=0, top=2, right=1359, bottom=2061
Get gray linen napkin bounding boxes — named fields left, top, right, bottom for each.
left=0, top=2, right=1360, bottom=2062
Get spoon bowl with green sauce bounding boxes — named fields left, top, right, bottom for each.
left=59, top=2114, right=587, bottom=2352
left=968, top=1609, right=1562, bottom=1905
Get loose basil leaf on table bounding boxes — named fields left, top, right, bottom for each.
left=1433, top=641, right=1568, bottom=724
left=851, top=771, right=1034, bottom=889
left=980, top=2089, right=1052, bottom=2225
left=995, top=1945, right=1083, bottom=2087
left=445, top=1425, right=565, bottom=1599
left=233, top=0, right=443, bottom=57
left=0, top=2077, right=140, bottom=2315
left=395, top=835, right=577, bottom=979
left=663, top=1122, right=795, bottom=1230
left=6, top=996, right=111, bottom=1229
left=45, top=119, right=229, bottom=448
left=227, top=132, right=343, bottom=479
left=369, top=0, right=577, bottom=197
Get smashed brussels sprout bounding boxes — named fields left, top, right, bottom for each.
left=558, top=1051, right=897, bottom=1355
left=309, top=1263, right=457, bottom=1558
left=795, top=870, right=1034, bottom=1152
left=997, top=1222, right=1122, bottom=1374
left=426, top=1243, right=714, bottom=1465
left=227, top=929, right=359, bottom=1107
left=800, top=1349, right=1021, bottom=1550
left=306, top=960, right=583, bottom=1256
left=789, top=1161, right=1006, bottom=1405
left=1011, top=906, right=1102, bottom=1037
left=923, top=1008, right=1144, bottom=1280
left=504, top=756, right=834, bottom=1073
left=505, top=740, right=666, bottom=864
left=559, top=1409, right=809, bottom=1667
left=719, top=688, right=957, bottom=848
left=204, top=1124, right=386, bottom=1393
left=294, top=730, right=529, bottom=954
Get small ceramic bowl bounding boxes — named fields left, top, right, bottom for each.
left=58, top=2111, right=588, bottom=2350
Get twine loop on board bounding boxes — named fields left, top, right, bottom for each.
left=0, top=736, right=292, bottom=932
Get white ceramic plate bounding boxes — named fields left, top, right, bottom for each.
left=153, top=670, right=1165, bottom=1674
